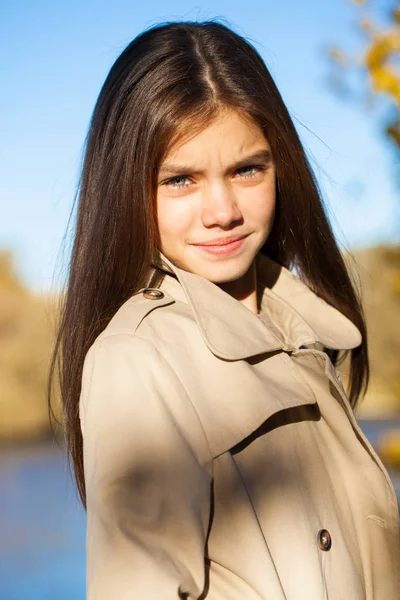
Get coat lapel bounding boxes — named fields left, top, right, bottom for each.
left=256, top=253, right=362, bottom=352
left=150, top=250, right=362, bottom=360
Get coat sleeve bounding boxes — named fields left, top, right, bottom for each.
left=79, top=333, right=213, bottom=600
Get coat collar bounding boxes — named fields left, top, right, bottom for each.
left=150, top=250, right=362, bottom=360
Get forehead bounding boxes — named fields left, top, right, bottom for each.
left=162, top=109, right=267, bottom=163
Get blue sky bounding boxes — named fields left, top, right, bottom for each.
left=1, top=0, right=399, bottom=293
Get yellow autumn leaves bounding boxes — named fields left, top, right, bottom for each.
left=329, top=2, right=400, bottom=148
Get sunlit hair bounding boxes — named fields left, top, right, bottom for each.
left=48, top=19, right=369, bottom=508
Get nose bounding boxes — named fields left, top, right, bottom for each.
left=200, top=182, right=242, bottom=227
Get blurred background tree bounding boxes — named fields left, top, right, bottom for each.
left=325, top=0, right=400, bottom=415
left=0, top=249, right=62, bottom=442
left=327, top=0, right=399, bottom=156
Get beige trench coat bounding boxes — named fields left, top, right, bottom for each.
left=79, top=250, right=400, bottom=599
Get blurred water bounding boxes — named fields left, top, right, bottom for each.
left=0, top=442, right=86, bottom=600
left=0, top=419, right=399, bottom=600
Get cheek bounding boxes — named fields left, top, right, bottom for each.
left=156, top=196, right=194, bottom=239
left=244, top=180, right=276, bottom=227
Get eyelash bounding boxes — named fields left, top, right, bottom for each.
left=162, top=165, right=267, bottom=190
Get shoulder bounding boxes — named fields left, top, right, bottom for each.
left=80, top=287, right=177, bottom=388
left=80, top=294, right=178, bottom=423
left=96, top=287, right=177, bottom=343
left=79, top=292, right=213, bottom=468
left=81, top=286, right=190, bottom=389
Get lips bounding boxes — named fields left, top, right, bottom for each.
left=191, top=234, right=248, bottom=256
left=193, top=234, right=248, bottom=246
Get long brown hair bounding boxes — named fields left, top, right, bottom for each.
left=47, top=19, right=369, bottom=509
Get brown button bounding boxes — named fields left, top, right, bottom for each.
left=142, top=288, right=164, bottom=300
left=317, top=529, right=332, bottom=551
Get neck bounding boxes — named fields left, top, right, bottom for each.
left=216, top=258, right=260, bottom=315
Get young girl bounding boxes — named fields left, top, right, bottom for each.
left=49, top=20, right=400, bottom=599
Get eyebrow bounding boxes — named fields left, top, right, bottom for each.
left=158, top=149, right=273, bottom=178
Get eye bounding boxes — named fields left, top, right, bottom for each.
left=160, top=164, right=268, bottom=190
left=235, top=165, right=267, bottom=179
left=162, top=175, right=192, bottom=189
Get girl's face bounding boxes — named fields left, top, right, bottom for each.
left=156, top=108, right=276, bottom=284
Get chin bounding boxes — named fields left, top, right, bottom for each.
left=192, top=254, right=254, bottom=284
